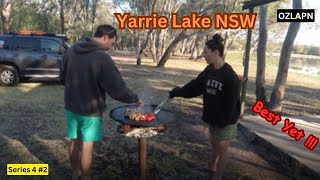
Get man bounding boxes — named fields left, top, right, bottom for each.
left=60, top=24, right=143, bottom=180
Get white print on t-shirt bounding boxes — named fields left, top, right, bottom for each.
left=206, top=79, right=223, bottom=95
left=207, top=79, right=223, bottom=90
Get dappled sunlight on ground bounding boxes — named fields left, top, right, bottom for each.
left=16, top=83, right=42, bottom=93
left=0, top=133, right=41, bottom=163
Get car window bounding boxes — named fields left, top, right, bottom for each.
left=3, top=37, right=16, bottom=49
left=41, top=39, right=61, bottom=53
left=55, top=38, right=70, bottom=48
left=2, top=37, right=13, bottom=49
left=3, top=37, right=39, bottom=51
left=15, top=37, right=39, bottom=51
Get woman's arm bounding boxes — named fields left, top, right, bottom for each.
left=169, top=70, right=205, bottom=98
left=217, top=74, right=240, bottom=127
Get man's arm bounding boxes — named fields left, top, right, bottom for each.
left=98, top=56, right=139, bottom=103
left=59, top=52, right=68, bottom=86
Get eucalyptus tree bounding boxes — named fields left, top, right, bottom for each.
left=268, top=0, right=302, bottom=110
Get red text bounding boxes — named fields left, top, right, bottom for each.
left=282, top=118, right=305, bottom=141
left=252, top=100, right=282, bottom=125
left=304, top=134, right=319, bottom=150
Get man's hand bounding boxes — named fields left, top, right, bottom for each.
left=136, top=99, right=144, bottom=107
left=169, top=87, right=180, bottom=98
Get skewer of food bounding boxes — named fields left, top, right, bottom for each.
left=125, top=108, right=156, bottom=122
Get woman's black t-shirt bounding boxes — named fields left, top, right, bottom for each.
left=173, top=63, right=240, bottom=127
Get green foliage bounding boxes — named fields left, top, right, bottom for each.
left=293, top=45, right=305, bottom=54
left=293, top=45, right=320, bottom=56
left=266, top=41, right=282, bottom=53
left=290, top=66, right=302, bottom=70
left=10, top=2, right=60, bottom=33
left=307, top=46, right=319, bottom=56
left=229, top=40, right=244, bottom=51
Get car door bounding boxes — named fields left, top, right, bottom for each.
left=36, top=38, right=65, bottom=77
left=7, top=37, right=41, bottom=76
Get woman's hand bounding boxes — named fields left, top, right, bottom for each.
left=168, top=87, right=180, bottom=98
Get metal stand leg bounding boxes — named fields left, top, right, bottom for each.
left=139, top=138, right=147, bottom=180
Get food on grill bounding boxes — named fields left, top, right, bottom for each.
left=125, top=109, right=145, bottom=121
left=144, top=113, right=156, bottom=121
left=125, top=109, right=156, bottom=122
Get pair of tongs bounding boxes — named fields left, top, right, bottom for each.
left=154, top=97, right=169, bottom=114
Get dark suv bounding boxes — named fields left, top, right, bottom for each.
left=0, top=32, right=69, bottom=86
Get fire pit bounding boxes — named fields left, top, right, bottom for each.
left=110, top=104, right=174, bottom=180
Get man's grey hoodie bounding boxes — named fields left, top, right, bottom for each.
left=60, top=38, right=138, bottom=117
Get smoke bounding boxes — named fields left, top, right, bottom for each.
left=139, top=82, right=154, bottom=106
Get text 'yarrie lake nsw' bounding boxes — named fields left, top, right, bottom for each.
left=252, top=100, right=319, bottom=151
left=114, top=12, right=257, bottom=29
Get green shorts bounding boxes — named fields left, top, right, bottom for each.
left=208, top=123, right=238, bottom=140
left=66, top=110, right=103, bottom=142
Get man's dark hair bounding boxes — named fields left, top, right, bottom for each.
left=94, top=24, right=117, bottom=39
left=205, top=33, right=224, bottom=57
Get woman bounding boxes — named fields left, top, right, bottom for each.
left=169, top=34, right=240, bottom=180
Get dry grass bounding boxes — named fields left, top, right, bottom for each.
left=0, top=51, right=318, bottom=179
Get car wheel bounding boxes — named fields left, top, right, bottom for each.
left=0, top=65, right=20, bottom=86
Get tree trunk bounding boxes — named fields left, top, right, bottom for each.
left=223, top=31, right=229, bottom=60
left=137, top=29, right=153, bottom=65
left=256, top=4, right=268, bottom=103
left=149, top=31, right=157, bottom=63
left=196, top=43, right=203, bottom=60
left=58, top=0, right=65, bottom=33
left=0, top=0, right=12, bottom=33
left=269, top=0, right=301, bottom=111
left=135, top=32, right=139, bottom=52
left=65, top=0, right=85, bottom=42
left=190, top=35, right=202, bottom=60
left=197, top=34, right=204, bottom=59
left=157, top=30, right=187, bottom=68
left=249, top=39, right=258, bottom=55
left=155, top=2, right=218, bottom=67
left=224, top=30, right=241, bottom=60
left=136, top=0, right=156, bottom=65
left=180, top=39, right=185, bottom=54
left=155, top=29, right=166, bottom=63
left=91, top=0, right=98, bottom=36
left=172, top=45, right=178, bottom=56
left=189, top=43, right=196, bottom=60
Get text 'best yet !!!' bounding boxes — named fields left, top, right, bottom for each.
left=114, top=12, right=257, bottom=29
left=252, top=100, right=319, bottom=151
